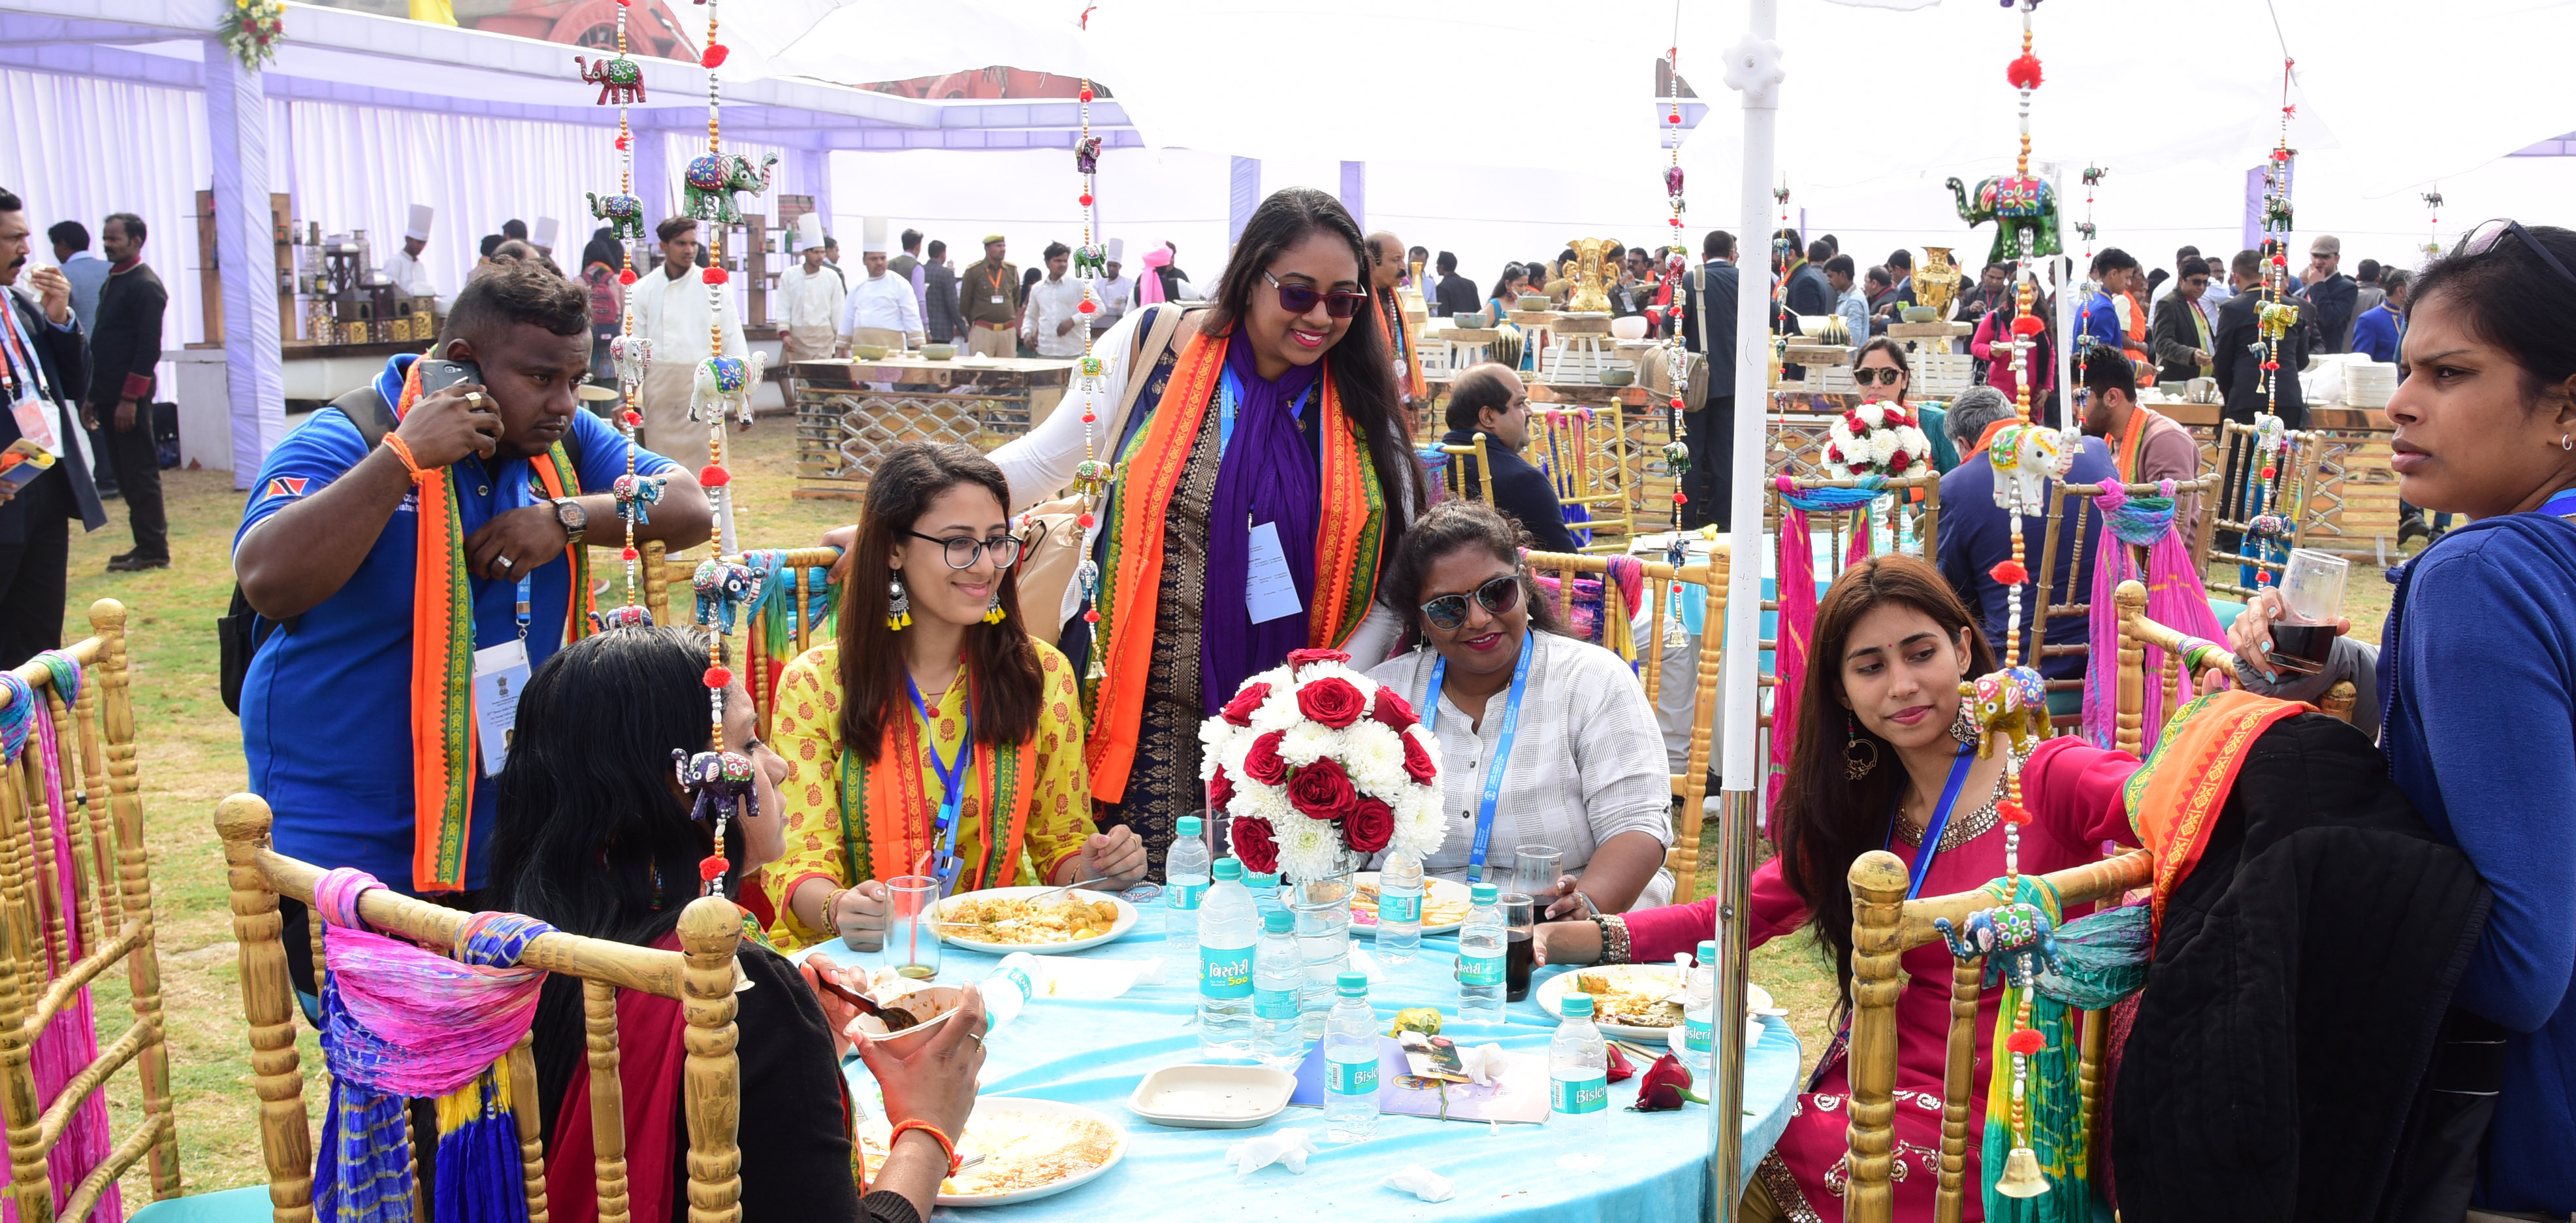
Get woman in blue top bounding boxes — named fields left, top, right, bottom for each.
left=2227, top=220, right=2576, bottom=1215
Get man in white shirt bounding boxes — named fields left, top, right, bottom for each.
left=626, top=216, right=747, bottom=454
left=1089, top=237, right=1133, bottom=337
left=775, top=212, right=845, bottom=408
left=381, top=203, right=441, bottom=308
left=838, top=216, right=924, bottom=351
left=1022, top=242, right=1089, bottom=359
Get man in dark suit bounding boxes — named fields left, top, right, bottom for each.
left=87, top=212, right=168, bottom=572
left=2296, top=233, right=2359, bottom=353
left=1782, top=237, right=1834, bottom=319
left=0, top=188, right=109, bottom=668
left=2149, top=259, right=2216, bottom=385
left=1430, top=250, right=1482, bottom=318
left=1440, top=363, right=1581, bottom=553
left=1675, top=229, right=1741, bottom=529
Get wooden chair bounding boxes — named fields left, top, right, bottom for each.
left=607, top=542, right=845, bottom=736
left=1436, top=432, right=1499, bottom=509
left=2205, top=419, right=2322, bottom=598
left=1839, top=847, right=2154, bottom=1223
left=215, top=793, right=745, bottom=1223
left=1520, top=548, right=1730, bottom=881
left=2027, top=474, right=2223, bottom=731
left=1756, top=475, right=1942, bottom=804
left=0, top=598, right=182, bottom=1222
left=1528, top=404, right=1638, bottom=552
left=2112, top=580, right=2356, bottom=757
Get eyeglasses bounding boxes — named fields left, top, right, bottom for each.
left=1263, top=271, right=1372, bottom=319
left=907, top=530, right=1031, bottom=570
left=2455, top=218, right=2576, bottom=292
left=1852, top=367, right=1906, bottom=386
left=1419, top=573, right=1524, bottom=632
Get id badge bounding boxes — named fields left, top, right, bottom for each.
left=8, top=391, right=59, bottom=458
left=1244, top=521, right=1303, bottom=624
left=472, top=640, right=533, bottom=776
left=991, top=295, right=1006, bottom=304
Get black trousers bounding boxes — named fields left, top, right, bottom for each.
left=0, top=468, right=71, bottom=670
left=100, top=412, right=165, bottom=561
left=1681, top=397, right=1735, bottom=530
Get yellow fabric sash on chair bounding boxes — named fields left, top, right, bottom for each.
left=2121, top=688, right=2305, bottom=935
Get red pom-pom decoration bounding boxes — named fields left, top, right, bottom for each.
left=1078, top=299, right=1096, bottom=314
left=615, top=135, right=630, bottom=151
left=2272, top=254, right=2289, bottom=267
left=2012, top=314, right=2046, bottom=335
left=2008, top=1028, right=2048, bottom=1056
left=698, top=465, right=732, bottom=488
left=2006, top=53, right=2044, bottom=91
left=621, top=546, right=639, bottom=561
left=1085, top=608, right=1101, bottom=623
left=1999, top=800, right=2031, bottom=825
left=618, top=269, right=637, bottom=285
left=1673, top=491, right=1689, bottom=505
left=704, top=666, right=733, bottom=689
left=1081, top=412, right=1097, bottom=424
left=1077, top=512, right=1096, bottom=529
left=700, top=44, right=728, bottom=68
left=1670, top=397, right=1685, bottom=412
left=703, top=267, right=730, bottom=285
left=1989, top=560, right=2029, bottom=585
left=1078, top=193, right=1093, bottom=207
left=2261, top=466, right=2278, bottom=480
left=698, top=855, right=728, bottom=881
left=1667, top=112, right=1681, bottom=123
left=1079, top=86, right=1093, bottom=102
left=622, top=410, right=641, bottom=427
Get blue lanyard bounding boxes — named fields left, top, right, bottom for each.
left=2536, top=487, right=2576, bottom=519
left=1883, top=747, right=1976, bottom=900
left=1216, top=367, right=1315, bottom=461
left=511, top=470, right=538, bottom=642
left=1422, top=630, right=1536, bottom=883
left=905, top=673, right=973, bottom=894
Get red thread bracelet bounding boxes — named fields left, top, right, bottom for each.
left=887, top=1119, right=961, bottom=1176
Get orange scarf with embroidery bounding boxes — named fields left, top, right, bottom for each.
left=2121, top=689, right=2304, bottom=936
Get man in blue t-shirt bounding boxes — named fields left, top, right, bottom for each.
left=233, top=263, right=711, bottom=907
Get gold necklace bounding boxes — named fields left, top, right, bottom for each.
left=1892, top=742, right=2027, bottom=851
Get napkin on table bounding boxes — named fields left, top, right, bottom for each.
left=1225, top=1127, right=1318, bottom=1177
left=1455, top=1043, right=1511, bottom=1086
left=1381, top=1164, right=1456, bottom=1203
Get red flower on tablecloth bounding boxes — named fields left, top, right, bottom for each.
left=1243, top=730, right=1291, bottom=786
left=1607, top=1040, right=1637, bottom=1083
left=1287, top=758, right=1360, bottom=823
left=1229, top=817, right=1280, bottom=874
left=1401, top=732, right=1438, bottom=786
left=1208, top=766, right=1236, bottom=815
left=1342, top=797, right=1394, bottom=853
left=1370, top=685, right=1419, bottom=731
left=1630, top=1052, right=1708, bottom=1111
left=1296, top=676, right=1366, bottom=728
left=1221, top=682, right=1271, bottom=727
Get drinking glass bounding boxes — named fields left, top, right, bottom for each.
left=887, top=875, right=942, bottom=980
left=1511, top=845, right=1563, bottom=907
left=2270, top=549, right=2351, bottom=676
left=1504, top=894, right=1537, bottom=1002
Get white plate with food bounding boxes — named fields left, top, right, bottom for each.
left=1536, top=964, right=1775, bottom=1041
left=935, top=886, right=1137, bottom=954
left=1347, top=872, right=1475, bottom=938
left=859, top=1097, right=1125, bottom=1206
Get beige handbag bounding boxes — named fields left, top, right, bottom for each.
left=1015, top=304, right=1199, bottom=645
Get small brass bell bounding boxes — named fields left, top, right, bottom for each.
left=1995, top=1145, right=2050, bottom=1198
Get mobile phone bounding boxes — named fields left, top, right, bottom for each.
left=417, top=358, right=483, bottom=398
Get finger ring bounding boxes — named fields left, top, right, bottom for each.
left=497, top=555, right=514, bottom=571
left=464, top=391, right=486, bottom=409
left=965, top=1030, right=984, bottom=1045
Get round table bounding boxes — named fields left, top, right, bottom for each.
left=797, top=903, right=1801, bottom=1220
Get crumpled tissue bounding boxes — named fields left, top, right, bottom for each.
left=1455, top=1042, right=1511, bottom=1086
left=1225, top=1127, right=1318, bottom=1177
left=1380, top=1163, right=1456, bottom=1203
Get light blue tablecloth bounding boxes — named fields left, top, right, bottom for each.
left=799, top=906, right=1800, bottom=1221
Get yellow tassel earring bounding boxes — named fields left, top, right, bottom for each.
left=886, top=574, right=912, bottom=631
left=982, top=590, right=1006, bottom=625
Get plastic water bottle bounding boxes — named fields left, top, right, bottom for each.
left=1323, top=971, right=1380, bottom=1143
left=974, top=951, right=1044, bottom=1032
left=1683, top=940, right=1718, bottom=1075
left=1549, top=992, right=1610, bottom=1169
left=1252, top=908, right=1306, bottom=1069
left=1165, top=815, right=1211, bottom=982
left=1197, top=857, right=1260, bottom=1059
left=1455, top=882, right=1507, bottom=1022
left=1247, top=870, right=1283, bottom=924
left=1377, top=851, right=1424, bottom=965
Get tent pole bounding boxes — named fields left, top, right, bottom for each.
left=202, top=37, right=284, bottom=491
left=1712, top=0, right=1781, bottom=1217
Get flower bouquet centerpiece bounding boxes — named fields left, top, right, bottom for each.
left=1199, top=648, right=1447, bottom=883
left=1823, top=402, right=1933, bottom=480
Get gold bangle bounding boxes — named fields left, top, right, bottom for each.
left=820, top=886, right=851, bottom=927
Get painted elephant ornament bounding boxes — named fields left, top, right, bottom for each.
left=1946, top=173, right=2063, bottom=267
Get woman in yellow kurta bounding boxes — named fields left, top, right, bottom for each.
left=762, top=444, right=1148, bottom=951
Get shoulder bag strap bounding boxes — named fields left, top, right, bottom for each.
left=1102, top=304, right=1198, bottom=447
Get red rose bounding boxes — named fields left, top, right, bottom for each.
left=1628, top=1051, right=1707, bottom=1111
left=1229, top=817, right=1280, bottom=874
left=1370, top=686, right=1419, bottom=732
left=1221, top=682, right=1271, bottom=727
left=1286, top=757, right=1360, bottom=823
left=1285, top=648, right=1352, bottom=668
left=1341, top=796, right=1394, bottom=854
left=1207, top=766, right=1236, bottom=814
left=1606, top=1040, right=1637, bottom=1083
left=1243, top=730, right=1291, bottom=786
left=1296, top=676, right=1366, bottom=728
left=1886, top=449, right=1912, bottom=475
left=1400, top=731, right=1438, bottom=786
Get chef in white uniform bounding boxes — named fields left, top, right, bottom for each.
left=530, top=216, right=560, bottom=262
left=381, top=204, right=442, bottom=310
left=775, top=213, right=845, bottom=406
left=837, top=216, right=924, bottom=351
left=627, top=215, right=749, bottom=454
left=1089, top=237, right=1133, bottom=336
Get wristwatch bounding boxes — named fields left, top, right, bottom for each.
left=549, top=496, right=587, bottom=547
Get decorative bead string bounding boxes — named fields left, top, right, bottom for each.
left=1057, top=78, right=1115, bottom=679
left=2076, top=164, right=2104, bottom=257
left=1659, top=44, right=1690, bottom=538
left=2251, top=56, right=2298, bottom=591
left=2421, top=187, right=2444, bottom=257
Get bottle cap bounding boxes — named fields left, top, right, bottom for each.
left=1338, top=971, right=1368, bottom=998
left=1561, top=992, right=1594, bottom=1018
left=1178, top=815, right=1202, bottom=836
left=1696, top=939, right=1718, bottom=965
left=1470, top=882, right=1500, bottom=905
left=1214, top=857, right=1242, bottom=880
left=1264, top=909, right=1293, bottom=933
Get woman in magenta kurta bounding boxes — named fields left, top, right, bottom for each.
left=1538, top=556, right=2140, bottom=1222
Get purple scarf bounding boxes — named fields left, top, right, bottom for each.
left=1200, top=336, right=1325, bottom=713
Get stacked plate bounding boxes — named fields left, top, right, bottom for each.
left=2347, top=361, right=2399, bottom=408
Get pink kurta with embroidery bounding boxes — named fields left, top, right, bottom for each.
left=1627, top=738, right=2142, bottom=1222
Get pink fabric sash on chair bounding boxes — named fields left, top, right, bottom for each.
left=2080, top=483, right=2230, bottom=753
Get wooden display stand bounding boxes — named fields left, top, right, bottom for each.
left=793, top=355, right=1074, bottom=499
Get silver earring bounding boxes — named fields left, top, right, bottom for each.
left=2560, top=434, right=2571, bottom=451
left=1951, top=699, right=1981, bottom=747
left=886, top=574, right=912, bottom=630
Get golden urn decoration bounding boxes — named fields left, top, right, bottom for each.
left=1562, top=237, right=1617, bottom=314
left=1915, top=245, right=1964, bottom=319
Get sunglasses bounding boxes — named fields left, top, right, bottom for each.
left=1420, top=573, right=1524, bottom=632
left=2455, top=218, right=2576, bottom=292
left=1264, top=270, right=1373, bottom=319
left=908, top=530, right=1031, bottom=570
left=1852, top=367, right=1906, bottom=386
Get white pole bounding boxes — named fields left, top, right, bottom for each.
left=204, top=39, right=285, bottom=491
left=1711, top=1, right=1780, bottom=1217
left=2050, top=165, right=2075, bottom=431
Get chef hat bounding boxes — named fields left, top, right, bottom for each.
left=862, top=216, right=890, bottom=254
left=532, top=216, right=559, bottom=249
left=405, top=204, right=434, bottom=242
left=795, top=212, right=826, bottom=253
left=1106, top=237, right=1125, bottom=263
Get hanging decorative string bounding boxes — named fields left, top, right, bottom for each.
left=1658, top=35, right=1692, bottom=532
left=584, top=0, right=661, bottom=630
left=1061, top=76, right=1116, bottom=680
left=2421, top=187, right=2444, bottom=257
left=2075, top=165, right=2104, bottom=257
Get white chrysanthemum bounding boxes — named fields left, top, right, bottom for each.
left=1275, top=818, right=1340, bottom=882
left=1232, top=776, right=1294, bottom=823
left=1279, top=722, right=1339, bottom=769
left=1340, top=721, right=1408, bottom=796
left=1247, top=691, right=1306, bottom=734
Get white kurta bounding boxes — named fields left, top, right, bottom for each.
left=381, top=251, right=439, bottom=306
left=839, top=272, right=923, bottom=339
left=626, top=263, right=749, bottom=453
left=1023, top=274, right=1089, bottom=357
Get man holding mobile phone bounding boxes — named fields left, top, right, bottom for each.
left=233, top=263, right=712, bottom=925
left=0, top=187, right=109, bottom=669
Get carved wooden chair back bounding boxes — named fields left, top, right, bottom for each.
left=2206, top=419, right=2321, bottom=598
left=2112, top=580, right=2356, bottom=758
left=2027, top=474, right=2223, bottom=732
left=216, top=793, right=745, bottom=1223
left=0, top=599, right=181, bottom=1222
left=1436, top=432, right=1499, bottom=510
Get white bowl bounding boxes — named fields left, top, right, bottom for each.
left=1610, top=316, right=1650, bottom=341
left=849, top=983, right=969, bottom=1056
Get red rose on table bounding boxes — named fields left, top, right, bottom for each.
left=1370, top=686, right=1419, bottom=732
left=1230, top=817, right=1279, bottom=874
left=1207, top=766, right=1236, bottom=814
left=1628, top=1051, right=1708, bottom=1111
left=1606, top=1040, right=1637, bottom=1083
left=1286, top=757, right=1360, bottom=823
left=1296, top=676, right=1366, bottom=728
left=1400, top=730, right=1438, bottom=786
left=1243, top=730, right=1291, bottom=786
left=1221, top=682, right=1271, bottom=727
left=1285, top=648, right=1352, bottom=669
left=1342, top=796, right=1394, bottom=853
